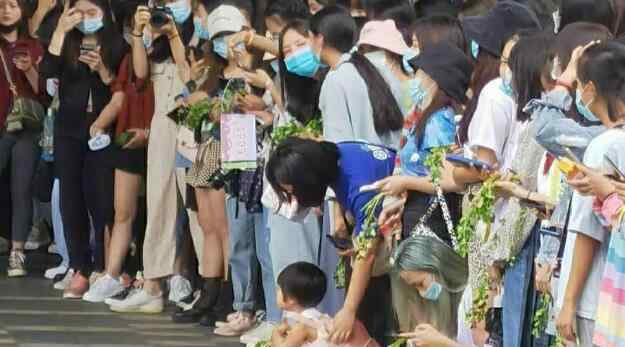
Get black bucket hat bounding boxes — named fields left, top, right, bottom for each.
left=408, top=42, right=473, bottom=104
left=461, top=0, right=542, bottom=57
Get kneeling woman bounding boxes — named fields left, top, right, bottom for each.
left=266, top=138, right=395, bottom=345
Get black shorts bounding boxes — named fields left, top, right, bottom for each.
left=113, top=146, right=146, bottom=176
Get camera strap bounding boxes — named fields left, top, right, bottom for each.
left=0, top=48, right=17, bottom=96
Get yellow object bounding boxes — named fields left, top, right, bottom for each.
left=556, top=158, right=578, bottom=177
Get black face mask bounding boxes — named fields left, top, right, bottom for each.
left=0, top=23, right=18, bottom=34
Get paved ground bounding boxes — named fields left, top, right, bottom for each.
left=0, top=251, right=241, bottom=347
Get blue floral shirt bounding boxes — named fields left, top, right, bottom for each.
left=399, top=107, right=456, bottom=177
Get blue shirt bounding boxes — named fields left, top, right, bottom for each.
left=399, top=107, right=456, bottom=177
left=331, top=142, right=396, bottom=236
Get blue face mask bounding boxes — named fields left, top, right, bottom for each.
left=77, top=16, right=103, bottom=34
left=575, top=89, right=599, bottom=122
left=213, top=37, right=228, bottom=59
left=471, top=40, right=480, bottom=59
left=167, top=0, right=191, bottom=24
left=408, top=78, right=427, bottom=110
left=500, top=72, right=514, bottom=98
left=270, top=60, right=280, bottom=73
left=194, top=18, right=210, bottom=40
left=284, top=46, right=321, bottom=78
left=422, top=281, right=442, bottom=301
left=402, top=48, right=419, bottom=75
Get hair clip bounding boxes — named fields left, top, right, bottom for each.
left=349, top=45, right=359, bottom=55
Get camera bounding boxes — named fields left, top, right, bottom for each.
left=12, top=41, right=30, bottom=59
left=149, top=6, right=173, bottom=28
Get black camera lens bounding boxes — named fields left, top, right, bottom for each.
left=149, top=7, right=171, bottom=28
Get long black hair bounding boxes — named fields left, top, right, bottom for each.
left=61, top=0, right=121, bottom=71
left=509, top=33, right=554, bottom=122
left=278, top=19, right=322, bottom=124
left=310, top=6, right=403, bottom=135
left=578, top=41, right=625, bottom=122
left=412, top=15, right=466, bottom=54
left=266, top=137, right=340, bottom=208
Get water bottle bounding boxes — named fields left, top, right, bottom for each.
left=40, top=106, right=55, bottom=162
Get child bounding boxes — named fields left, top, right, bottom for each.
left=270, top=262, right=379, bottom=347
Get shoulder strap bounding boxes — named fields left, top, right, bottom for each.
left=0, top=48, right=17, bottom=96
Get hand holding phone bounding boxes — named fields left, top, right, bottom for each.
left=445, top=154, right=493, bottom=171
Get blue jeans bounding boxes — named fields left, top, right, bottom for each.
left=227, top=197, right=280, bottom=322
left=51, top=179, right=69, bottom=268
left=503, top=223, right=543, bottom=347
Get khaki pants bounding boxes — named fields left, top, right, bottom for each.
left=143, top=113, right=204, bottom=279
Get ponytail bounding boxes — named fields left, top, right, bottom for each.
left=349, top=52, right=404, bottom=135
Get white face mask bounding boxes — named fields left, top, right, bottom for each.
left=365, top=51, right=386, bottom=65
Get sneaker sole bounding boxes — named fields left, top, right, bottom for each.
left=109, top=305, right=164, bottom=314
left=62, top=293, right=85, bottom=299
left=7, top=269, right=27, bottom=277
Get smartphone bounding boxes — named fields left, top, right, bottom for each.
left=80, top=43, right=97, bottom=56
left=326, top=235, right=353, bottom=251
left=12, top=41, right=30, bottom=58
left=445, top=154, right=493, bottom=171
left=604, top=155, right=625, bottom=180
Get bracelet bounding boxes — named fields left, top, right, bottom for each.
left=555, top=79, right=573, bottom=91
left=131, top=31, right=143, bottom=38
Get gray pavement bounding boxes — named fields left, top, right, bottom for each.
left=0, top=252, right=241, bottom=347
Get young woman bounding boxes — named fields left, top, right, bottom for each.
left=266, top=137, right=396, bottom=346
left=0, top=0, right=44, bottom=278
left=107, top=0, right=203, bottom=313
left=554, top=0, right=615, bottom=34
left=81, top=2, right=154, bottom=303
left=311, top=6, right=403, bottom=149
left=554, top=41, right=625, bottom=346
left=383, top=43, right=473, bottom=337
left=40, top=0, right=125, bottom=298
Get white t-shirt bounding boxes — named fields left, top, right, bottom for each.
left=466, top=77, right=525, bottom=234
left=556, top=128, right=625, bottom=320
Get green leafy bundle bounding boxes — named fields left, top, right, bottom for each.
left=253, top=341, right=270, bottom=347
left=271, top=118, right=323, bottom=145
left=334, top=256, right=347, bottom=289
left=354, top=193, right=385, bottom=259
left=532, top=293, right=552, bottom=337
left=466, top=274, right=489, bottom=325
left=388, top=338, right=406, bottom=347
left=424, top=146, right=450, bottom=184
left=455, top=176, right=497, bottom=257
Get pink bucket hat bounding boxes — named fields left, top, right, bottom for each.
left=357, top=20, right=410, bottom=55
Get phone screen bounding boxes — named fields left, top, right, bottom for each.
left=604, top=155, right=625, bottom=180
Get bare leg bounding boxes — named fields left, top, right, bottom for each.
left=106, top=169, right=141, bottom=278
left=195, top=188, right=229, bottom=278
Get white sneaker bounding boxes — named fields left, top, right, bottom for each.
left=168, top=275, right=192, bottom=303
left=105, top=288, right=138, bottom=306
left=7, top=251, right=27, bottom=277
left=45, top=265, right=68, bottom=280
left=109, top=289, right=164, bottom=313
left=53, top=269, right=74, bottom=290
left=89, top=271, right=105, bottom=286
left=83, top=274, right=125, bottom=303
left=240, top=321, right=277, bottom=345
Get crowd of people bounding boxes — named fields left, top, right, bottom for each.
left=3, top=0, right=625, bottom=346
